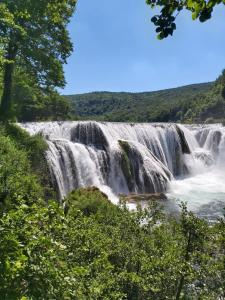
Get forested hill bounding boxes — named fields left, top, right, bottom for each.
left=66, top=82, right=216, bottom=123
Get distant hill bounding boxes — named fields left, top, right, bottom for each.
left=66, top=82, right=224, bottom=123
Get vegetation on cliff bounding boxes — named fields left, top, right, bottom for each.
left=67, top=82, right=213, bottom=123
left=0, top=124, right=55, bottom=209
left=68, top=70, right=225, bottom=124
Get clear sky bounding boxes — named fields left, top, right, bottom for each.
left=61, top=0, right=225, bottom=95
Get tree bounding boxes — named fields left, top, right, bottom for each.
left=0, top=0, right=76, bottom=120
left=12, top=70, right=73, bottom=121
left=215, top=69, right=225, bottom=99
left=146, top=0, right=225, bottom=39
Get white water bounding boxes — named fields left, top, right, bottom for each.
left=167, top=170, right=225, bottom=221
left=166, top=124, right=225, bottom=221
left=20, top=122, right=225, bottom=220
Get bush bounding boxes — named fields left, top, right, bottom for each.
left=4, top=123, right=48, bottom=166
left=0, top=186, right=224, bottom=299
left=0, top=133, right=43, bottom=209
left=4, top=123, right=55, bottom=199
left=65, top=187, right=112, bottom=216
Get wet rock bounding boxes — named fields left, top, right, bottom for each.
left=121, top=192, right=167, bottom=204
left=71, top=122, right=109, bottom=150
left=118, top=140, right=170, bottom=194
left=175, top=125, right=191, bottom=154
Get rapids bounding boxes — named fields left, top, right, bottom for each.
left=20, top=122, right=225, bottom=220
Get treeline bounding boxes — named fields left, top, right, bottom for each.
left=67, top=83, right=212, bottom=122
left=0, top=124, right=224, bottom=300
left=0, top=69, right=76, bottom=122
left=68, top=70, right=225, bottom=124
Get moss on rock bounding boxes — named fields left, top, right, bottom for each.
left=118, top=140, right=134, bottom=191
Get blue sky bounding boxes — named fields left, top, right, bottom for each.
left=61, top=0, right=225, bottom=95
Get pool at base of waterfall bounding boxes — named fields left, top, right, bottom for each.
left=166, top=169, right=225, bottom=222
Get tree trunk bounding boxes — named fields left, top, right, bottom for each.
left=0, top=42, right=17, bottom=121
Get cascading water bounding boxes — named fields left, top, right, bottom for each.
left=167, top=124, right=225, bottom=221
left=20, top=121, right=225, bottom=220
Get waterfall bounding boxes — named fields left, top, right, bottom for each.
left=20, top=122, right=225, bottom=205
left=166, top=123, right=225, bottom=220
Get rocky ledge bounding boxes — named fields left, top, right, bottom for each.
left=120, top=192, right=167, bottom=204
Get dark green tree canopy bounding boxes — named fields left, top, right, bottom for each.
left=146, top=0, right=225, bottom=39
left=0, top=0, right=76, bottom=86
left=0, top=0, right=76, bottom=119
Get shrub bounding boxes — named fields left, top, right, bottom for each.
left=0, top=134, right=43, bottom=209
left=4, top=123, right=55, bottom=199
left=0, top=186, right=224, bottom=299
left=65, top=187, right=111, bottom=216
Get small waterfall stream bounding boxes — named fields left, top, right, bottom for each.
left=20, top=122, right=225, bottom=219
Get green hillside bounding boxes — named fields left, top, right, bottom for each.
left=66, top=80, right=225, bottom=123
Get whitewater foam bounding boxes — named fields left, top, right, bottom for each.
left=20, top=121, right=225, bottom=220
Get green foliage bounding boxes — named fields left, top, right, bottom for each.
left=0, top=0, right=76, bottom=119
left=65, top=187, right=112, bottom=216
left=4, top=124, right=48, bottom=161
left=67, top=82, right=215, bottom=123
left=68, top=69, right=225, bottom=124
left=0, top=123, right=55, bottom=203
left=0, top=186, right=224, bottom=299
left=0, top=0, right=76, bottom=86
left=12, top=70, right=74, bottom=121
left=0, top=200, right=67, bottom=299
left=0, top=128, right=43, bottom=209
left=0, top=3, right=17, bottom=67
left=146, top=0, right=225, bottom=39
left=0, top=67, right=75, bottom=121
